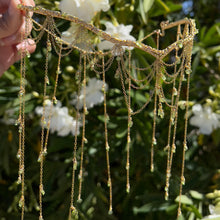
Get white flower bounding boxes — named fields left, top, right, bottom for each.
left=202, top=215, right=220, bottom=219
left=59, top=0, right=110, bottom=22
left=35, top=100, right=80, bottom=137
left=60, top=0, right=109, bottom=48
left=61, top=23, right=92, bottom=51
left=71, top=77, right=107, bottom=109
left=61, top=24, right=80, bottom=44
left=190, top=104, right=220, bottom=135
left=57, top=114, right=79, bottom=136
left=202, top=205, right=220, bottom=219
left=98, top=22, right=136, bottom=52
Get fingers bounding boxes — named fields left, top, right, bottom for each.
left=0, top=0, right=36, bottom=76
left=0, top=0, right=35, bottom=46
left=0, top=0, right=23, bottom=39
left=0, top=16, right=33, bottom=46
left=19, top=0, right=35, bottom=16
left=21, top=0, right=35, bottom=8
left=16, top=38, right=36, bottom=56
left=0, top=38, right=36, bottom=76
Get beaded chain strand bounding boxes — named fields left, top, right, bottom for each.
left=17, top=4, right=197, bottom=219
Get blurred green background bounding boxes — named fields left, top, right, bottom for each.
left=0, top=0, right=220, bottom=219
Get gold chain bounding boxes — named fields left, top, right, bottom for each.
left=17, top=4, right=197, bottom=218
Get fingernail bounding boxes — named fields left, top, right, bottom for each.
left=16, top=40, right=31, bottom=51
left=16, top=42, right=25, bottom=51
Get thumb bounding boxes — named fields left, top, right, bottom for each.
left=0, top=0, right=23, bottom=39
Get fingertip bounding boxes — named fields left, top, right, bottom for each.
left=15, top=39, right=36, bottom=61
left=9, top=0, right=22, bottom=16
left=16, top=39, right=35, bottom=52
left=17, top=0, right=35, bottom=18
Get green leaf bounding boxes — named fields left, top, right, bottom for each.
left=139, top=0, right=147, bottom=24
left=149, top=0, right=181, bottom=17
left=156, top=0, right=170, bottom=13
left=207, top=45, right=220, bottom=56
left=130, top=90, right=148, bottom=103
left=192, top=51, right=201, bottom=76
left=189, top=190, right=203, bottom=200
left=188, top=212, right=195, bottom=220
left=177, top=214, right=185, bottom=220
left=184, top=205, right=203, bottom=219
left=133, top=202, right=169, bottom=214
left=203, top=23, right=220, bottom=46
left=97, top=115, right=106, bottom=123
left=166, top=204, right=178, bottom=214
left=166, top=1, right=182, bottom=12
left=200, top=26, right=207, bottom=41
left=0, top=86, right=20, bottom=94
left=133, top=204, right=152, bottom=214
left=190, top=205, right=203, bottom=218
left=175, top=195, right=193, bottom=205
left=116, top=126, right=127, bottom=139
left=138, top=29, right=145, bottom=41
left=143, top=0, right=155, bottom=13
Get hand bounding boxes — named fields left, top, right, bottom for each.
left=0, top=0, right=36, bottom=76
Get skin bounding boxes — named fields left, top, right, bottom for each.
left=0, top=0, right=36, bottom=76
